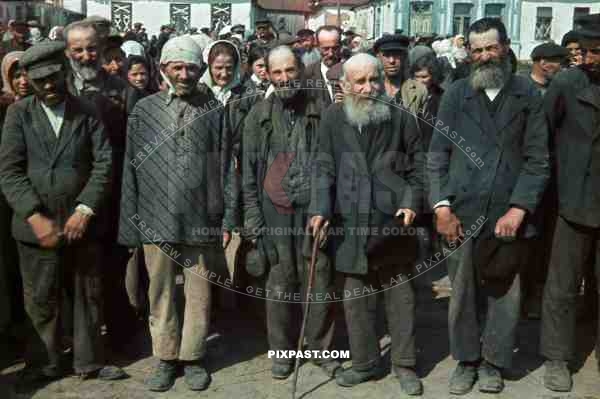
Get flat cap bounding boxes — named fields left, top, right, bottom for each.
left=20, top=41, right=66, bottom=79
left=575, top=13, right=600, bottom=39
left=231, top=24, right=245, bottom=31
left=255, top=19, right=271, bottom=26
left=531, top=42, right=569, bottom=61
left=373, top=34, right=410, bottom=53
left=561, top=30, right=580, bottom=46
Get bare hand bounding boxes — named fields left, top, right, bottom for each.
left=223, top=230, right=232, bottom=249
left=435, top=207, right=464, bottom=242
left=28, top=213, right=60, bottom=248
left=396, top=208, right=416, bottom=226
left=494, top=207, right=526, bottom=238
left=63, top=211, right=92, bottom=243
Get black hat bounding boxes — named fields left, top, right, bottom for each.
left=561, top=30, right=580, bottom=47
left=575, top=13, right=600, bottom=39
left=21, top=41, right=66, bottom=79
left=373, top=34, right=410, bottom=53
left=232, top=24, right=244, bottom=31
left=530, top=42, right=569, bottom=61
left=255, top=19, right=271, bottom=27
left=296, top=28, right=314, bottom=37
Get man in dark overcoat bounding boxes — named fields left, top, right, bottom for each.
left=242, top=45, right=338, bottom=380
left=540, top=13, right=600, bottom=392
left=0, top=41, right=122, bottom=381
left=427, top=18, right=550, bottom=394
left=303, top=25, right=341, bottom=109
left=309, top=53, right=424, bottom=395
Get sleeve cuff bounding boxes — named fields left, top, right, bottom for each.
left=75, top=204, right=95, bottom=216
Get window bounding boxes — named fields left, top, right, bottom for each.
left=453, top=3, right=473, bottom=36
left=485, top=4, right=504, bottom=21
left=535, top=7, right=552, bottom=41
left=410, top=2, right=433, bottom=35
left=374, top=6, right=383, bottom=38
left=573, top=7, right=590, bottom=29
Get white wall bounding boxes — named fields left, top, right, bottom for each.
left=520, top=1, right=600, bottom=59
left=83, top=0, right=250, bottom=37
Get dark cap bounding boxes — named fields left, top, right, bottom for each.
left=296, top=28, right=314, bottom=37
left=276, top=32, right=297, bottom=46
left=561, top=30, right=580, bottom=47
left=575, top=13, right=600, bottom=39
left=232, top=24, right=245, bottom=31
left=531, top=42, right=569, bottom=61
left=255, top=19, right=271, bottom=27
left=373, top=34, right=410, bottom=53
left=21, top=41, right=66, bottom=79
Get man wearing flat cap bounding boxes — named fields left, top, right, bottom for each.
left=254, top=19, right=275, bottom=46
left=541, top=12, right=600, bottom=392
left=0, top=41, right=124, bottom=382
left=529, top=43, right=569, bottom=95
left=295, top=28, right=320, bottom=67
left=118, top=35, right=236, bottom=392
left=374, top=34, right=428, bottom=116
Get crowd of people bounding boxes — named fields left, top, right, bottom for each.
left=0, top=12, right=598, bottom=397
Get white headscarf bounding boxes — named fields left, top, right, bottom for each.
left=159, top=35, right=204, bottom=97
left=200, top=40, right=242, bottom=105
left=121, top=40, right=145, bottom=57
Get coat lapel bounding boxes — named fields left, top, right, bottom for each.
left=494, top=78, right=529, bottom=138
left=575, top=86, right=600, bottom=138
left=30, top=99, right=58, bottom=159
left=340, top=116, right=369, bottom=174
left=52, top=97, right=85, bottom=163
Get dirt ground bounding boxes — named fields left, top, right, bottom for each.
left=1, top=268, right=599, bottom=399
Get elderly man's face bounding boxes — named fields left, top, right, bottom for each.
left=342, top=63, right=382, bottom=99
left=162, top=61, right=201, bottom=96
left=468, top=29, right=507, bottom=67
left=66, top=27, right=99, bottom=66
left=317, top=30, right=341, bottom=67
left=268, top=52, right=301, bottom=101
left=29, top=70, right=67, bottom=107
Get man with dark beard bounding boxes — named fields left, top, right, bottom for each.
left=540, top=14, right=600, bottom=393
left=428, top=18, right=550, bottom=394
left=309, top=53, right=424, bottom=395
left=242, top=45, right=339, bottom=380
left=63, top=20, right=134, bottom=351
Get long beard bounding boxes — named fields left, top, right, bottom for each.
left=343, top=94, right=391, bottom=128
left=274, top=80, right=301, bottom=102
left=470, top=56, right=512, bottom=90
left=69, top=57, right=99, bottom=81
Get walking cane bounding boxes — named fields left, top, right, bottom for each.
left=291, top=223, right=326, bottom=399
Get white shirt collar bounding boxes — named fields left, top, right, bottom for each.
left=40, top=101, right=66, bottom=138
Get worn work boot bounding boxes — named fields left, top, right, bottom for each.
left=393, top=366, right=423, bottom=396
left=478, top=360, right=504, bottom=393
left=183, top=361, right=211, bottom=391
left=335, top=365, right=380, bottom=387
left=79, top=365, right=128, bottom=381
left=146, top=359, right=177, bottom=392
left=272, top=361, right=294, bottom=379
left=314, top=359, right=342, bottom=378
left=543, top=360, right=572, bottom=392
left=449, top=361, right=477, bottom=395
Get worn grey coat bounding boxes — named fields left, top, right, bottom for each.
left=0, top=94, right=113, bottom=244
left=427, top=75, right=550, bottom=239
left=544, top=67, right=600, bottom=228
left=310, top=102, right=424, bottom=275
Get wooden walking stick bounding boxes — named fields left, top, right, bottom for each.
left=291, top=224, right=325, bottom=399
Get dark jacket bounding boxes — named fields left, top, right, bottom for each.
left=310, top=102, right=424, bottom=275
left=0, top=94, right=113, bottom=244
left=223, top=79, right=262, bottom=158
left=118, top=90, right=237, bottom=247
left=242, top=94, right=321, bottom=239
left=303, top=61, right=333, bottom=110
left=545, top=67, right=600, bottom=227
left=428, top=75, right=550, bottom=239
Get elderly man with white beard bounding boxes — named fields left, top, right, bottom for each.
left=428, top=18, right=549, bottom=395
left=309, top=53, right=424, bottom=395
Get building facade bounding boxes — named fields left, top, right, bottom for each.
left=519, top=0, right=600, bottom=59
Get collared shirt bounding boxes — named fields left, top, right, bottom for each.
left=320, top=62, right=333, bottom=101
left=40, top=100, right=65, bottom=138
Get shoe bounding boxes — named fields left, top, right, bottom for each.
left=314, top=359, right=342, bottom=378
left=477, top=360, right=504, bottom=393
left=449, top=361, right=477, bottom=395
left=272, top=362, right=293, bottom=379
left=335, top=365, right=379, bottom=387
left=183, top=361, right=211, bottom=391
left=393, top=366, right=423, bottom=396
left=79, top=365, right=128, bottom=381
left=146, top=360, right=177, bottom=392
left=543, top=360, right=572, bottom=392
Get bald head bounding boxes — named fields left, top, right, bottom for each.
left=267, top=45, right=302, bottom=101
left=342, top=53, right=383, bottom=94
